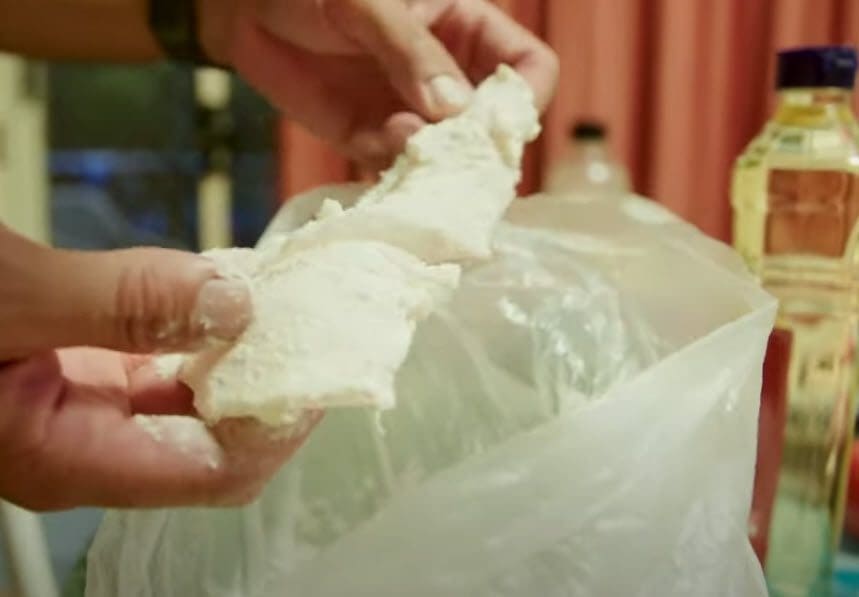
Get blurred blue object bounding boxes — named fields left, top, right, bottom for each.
left=50, top=149, right=277, bottom=249
left=78, top=153, right=111, bottom=187
left=50, top=150, right=202, bottom=179
left=51, top=183, right=185, bottom=250
left=835, top=550, right=859, bottom=596
left=836, top=532, right=859, bottom=595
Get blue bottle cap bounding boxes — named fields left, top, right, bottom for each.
left=776, top=46, right=858, bottom=89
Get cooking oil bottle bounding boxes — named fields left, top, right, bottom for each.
left=732, top=46, right=859, bottom=596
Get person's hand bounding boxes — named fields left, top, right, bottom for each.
left=0, top=225, right=319, bottom=510
left=201, top=0, right=559, bottom=170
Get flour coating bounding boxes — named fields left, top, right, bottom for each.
left=172, top=65, right=539, bottom=426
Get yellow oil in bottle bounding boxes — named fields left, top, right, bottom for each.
left=732, top=46, right=859, bottom=596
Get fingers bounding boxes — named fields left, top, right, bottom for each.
left=350, top=111, right=427, bottom=171
left=231, top=14, right=412, bottom=170
left=14, top=413, right=321, bottom=510
left=384, top=111, right=428, bottom=148
left=234, top=0, right=559, bottom=167
left=322, top=0, right=473, bottom=120
left=422, top=0, right=559, bottom=111
left=0, top=354, right=324, bottom=510
left=126, top=358, right=196, bottom=416
left=255, top=0, right=357, bottom=54
left=230, top=9, right=357, bottom=150
left=96, top=412, right=323, bottom=509
left=0, top=225, right=252, bottom=360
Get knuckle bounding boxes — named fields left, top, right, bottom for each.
left=114, top=261, right=193, bottom=352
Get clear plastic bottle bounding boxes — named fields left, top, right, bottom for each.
left=543, top=120, right=630, bottom=200
left=731, top=46, right=859, bottom=597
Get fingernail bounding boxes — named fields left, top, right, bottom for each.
left=426, top=75, right=472, bottom=114
left=193, top=278, right=252, bottom=341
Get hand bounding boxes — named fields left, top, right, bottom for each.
left=0, top=351, right=321, bottom=510
left=0, top=226, right=319, bottom=510
left=201, top=0, right=559, bottom=169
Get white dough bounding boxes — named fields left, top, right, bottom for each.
left=267, top=64, right=540, bottom=265
left=134, top=415, right=223, bottom=469
left=164, top=65, right=539, bottom=427
left=183, top=243, right=459, bottom=426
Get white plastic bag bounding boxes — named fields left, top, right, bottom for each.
left=85, top=191, right=776, bottom=597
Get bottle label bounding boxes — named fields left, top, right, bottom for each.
left=766, top=169, right=859, bottom=257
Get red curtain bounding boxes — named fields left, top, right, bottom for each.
left=278, top=0, right=859, bottom=241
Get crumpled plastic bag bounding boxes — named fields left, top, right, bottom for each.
left=84, top=189, right=776, bottom=597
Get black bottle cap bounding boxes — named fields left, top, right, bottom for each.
left=569, top=120, right=606, bottom=141
left=776, top=46, right=858, bottom=89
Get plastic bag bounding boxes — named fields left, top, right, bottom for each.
left=85, top=190, right=776, bottom=597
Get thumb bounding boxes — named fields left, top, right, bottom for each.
left=0, top=226, right=251, bottom=359
left=323, top=0, right=473, bottom=120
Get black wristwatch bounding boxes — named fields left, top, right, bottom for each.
left=148, top=0, right=212, bottom=65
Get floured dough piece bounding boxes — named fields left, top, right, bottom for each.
left=134, top=415, right=223, bottom=468
left=255, top=183, right=368, bottom=252
left=183, top=243, right=459, bottom=426
left=267, top=64, right=540, bottom=265
left=164, top=64, right=539, bottom=427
